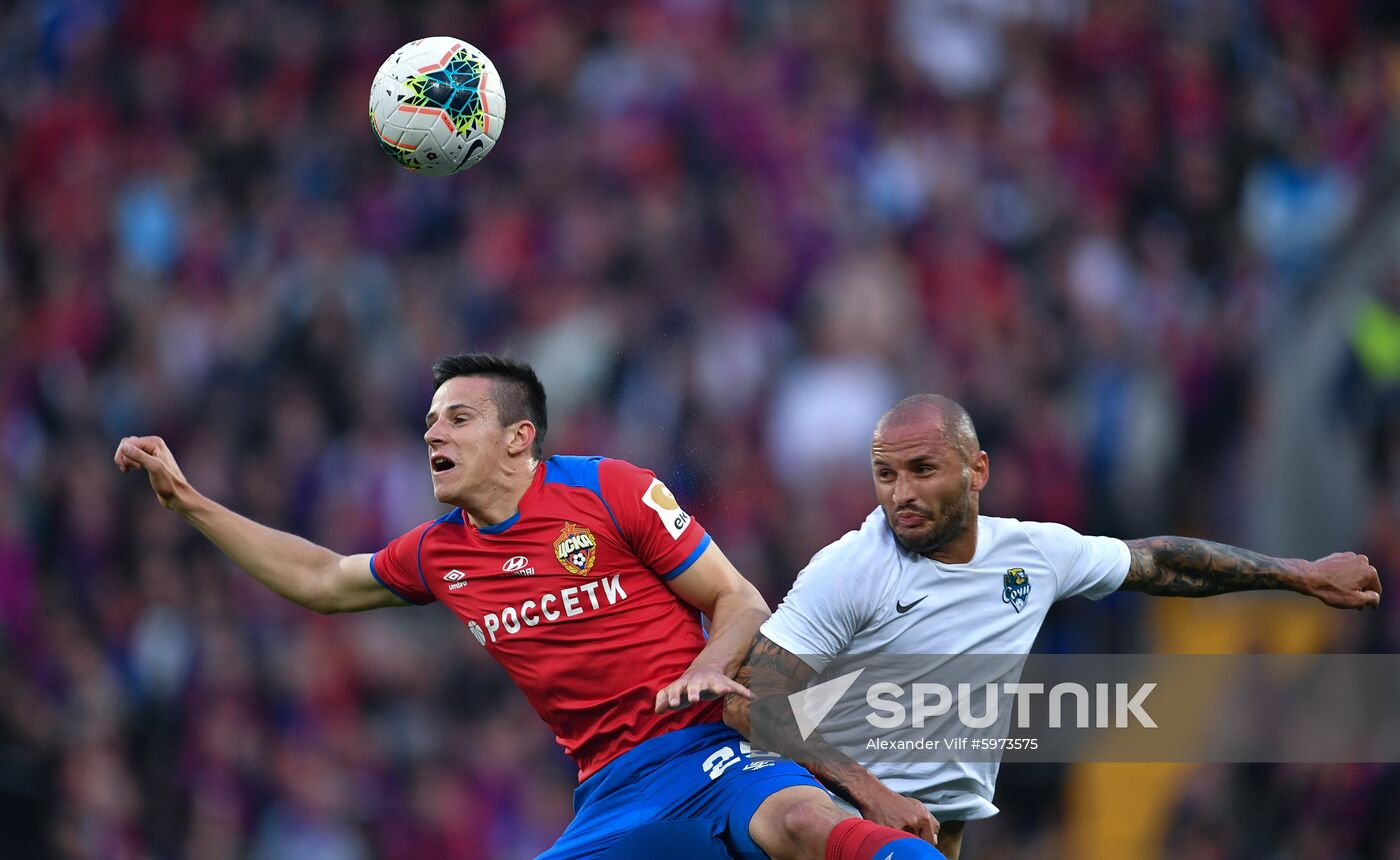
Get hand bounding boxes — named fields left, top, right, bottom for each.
left=853, top=781, right=940, bottom=845
left=1302, top=552, right=1382, bottom=609
left=654, top=666, right=753, bottom=713
left=114, top=436, right=195, bottom=513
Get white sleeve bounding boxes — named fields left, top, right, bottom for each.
left=1021, top=521, right=1130, bottom=602
left=760, top=536, right=883, bottom=673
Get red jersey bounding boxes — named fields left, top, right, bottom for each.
left=371, top=455, right=720, bottom=780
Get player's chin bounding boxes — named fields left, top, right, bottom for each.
left=892, top=524, right=940, bottom=554
left=429, top=475, right=455, bottom=503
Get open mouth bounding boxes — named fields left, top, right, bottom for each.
left=431, top=455, right=456, bottom=474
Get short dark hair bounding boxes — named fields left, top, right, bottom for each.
left=431, top=353, right=548, bottom=459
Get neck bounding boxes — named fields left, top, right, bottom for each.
left=460, top=458, right=539, bottom=527
left=922, top=509, right=979, bottom=565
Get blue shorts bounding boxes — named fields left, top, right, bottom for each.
left=538, top=722, right=825, bottom=860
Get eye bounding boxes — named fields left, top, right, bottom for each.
left=916, top=464, right=935, bottom=475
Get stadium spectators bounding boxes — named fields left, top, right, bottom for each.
left=1, top=0, right=1395, bottom=855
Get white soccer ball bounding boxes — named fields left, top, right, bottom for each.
left=369, top=37, right=506, bottom=175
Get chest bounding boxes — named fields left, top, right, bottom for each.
left=420, top=508, right=639, bottom=592
left=417, top=512, right=658, bottom=644
left=866, top=559, right=1055, bottom=652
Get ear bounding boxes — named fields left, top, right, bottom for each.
left=969, top=450, right=990, bottom=492
left=505, top=420, right=537, bottom=458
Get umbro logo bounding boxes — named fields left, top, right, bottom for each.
left=444, top=569, right=469, bottom=591
left=895, top=595, right=927, bottom=614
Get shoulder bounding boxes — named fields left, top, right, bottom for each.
left=416, top=508, right=466, bottom=540
left=805, top=508, right=902, bottom=581
left=384, top=508, right=465, bottom=560
left=983, top=516, right=1077, bottom=553
left=546, top=455, right=665, bottom=493
left=772, top=509, right=899, bottom=634
left=985, top=516, right=1119, bottom=573
left=542, top=455, right=609, bottom=496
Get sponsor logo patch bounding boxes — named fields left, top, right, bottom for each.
left=502, top=555, right=535, bottom=576
left=640, top=478, right=691, bottom=540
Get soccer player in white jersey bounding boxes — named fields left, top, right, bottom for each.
left=724, top=394, right=1382, bottom=859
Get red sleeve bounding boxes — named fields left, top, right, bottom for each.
left=370, top=521, right=438, bottom=605
left=598, top=459, right=712, bottom=581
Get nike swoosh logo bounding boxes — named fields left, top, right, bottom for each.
left=896, top=595, right=927, bottom=614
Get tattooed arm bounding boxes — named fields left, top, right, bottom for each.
left=1120, top=538, right=1382, bottom=609
left=724, top=634, right=938, bottom=843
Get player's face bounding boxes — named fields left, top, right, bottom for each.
left=871, top=421, right=989, bottom=558
left=423, top=376, right=513, bottom=504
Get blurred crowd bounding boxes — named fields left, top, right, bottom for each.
left=2, top=0, right=1399, bottom=856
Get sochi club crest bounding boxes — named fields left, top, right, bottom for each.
left=1002, top=568, right=1030, bottom=613
left=554, top=522, right=598, bottom=576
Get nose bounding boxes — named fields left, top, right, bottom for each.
left=890, top=472, right=917, bottom=507
left=424, top=419, right=445, bottom=447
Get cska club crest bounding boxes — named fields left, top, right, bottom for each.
left=554, top=522, right=598, bottom=576
left=1002, top=568, right=1030, bottom=613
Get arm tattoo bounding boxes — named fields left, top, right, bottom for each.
left=729, top=634, right=876, bottom=807
left=735, top=634, right=815, bottom=699
left=1121, top=537, right=1302, bottom=597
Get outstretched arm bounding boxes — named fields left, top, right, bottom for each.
left=115, top=435, right=405, bottom=613
left=725, top=634, right=938, bottom=844
left=1121, top=537, right=1381, bottom=609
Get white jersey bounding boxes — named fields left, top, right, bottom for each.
left=760, top=509, right=1130, bottom=821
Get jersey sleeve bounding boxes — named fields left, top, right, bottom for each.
left=370, top=521, right=438, bottom=605
left=1022, top=521, right=1130, bottom=602
left=760, top=536, right=883, bottom=672
left=597, top=459, right=711, bottom=581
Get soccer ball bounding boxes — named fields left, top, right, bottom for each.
left=369, top=37, right=505, bottom=175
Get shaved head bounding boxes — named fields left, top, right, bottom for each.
left=875, top=394, right=980, bottom=463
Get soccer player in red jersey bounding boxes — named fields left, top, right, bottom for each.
left=115, top=353, right=943, bottom=860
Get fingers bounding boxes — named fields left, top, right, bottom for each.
left=1365, top=562, right=1382, bottom=595
left=117, top=437, right=162, bottom=471
left=656, top=680, right=690, bottom=713
left=692, top=676, right=751, bottom=703
left=916, top=803, right=938, bottom=844
left=655, top=674, right=751, bottom=713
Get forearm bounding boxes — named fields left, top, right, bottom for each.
left=179, top=491, right=346, bottom=611
left=686, top=593, right=770, bottom=677
left=1121, top=536, right=1307, bottom=597
left=727, top=636, right=885, bottom=808
left=738, top=697, right=885, bottom=808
